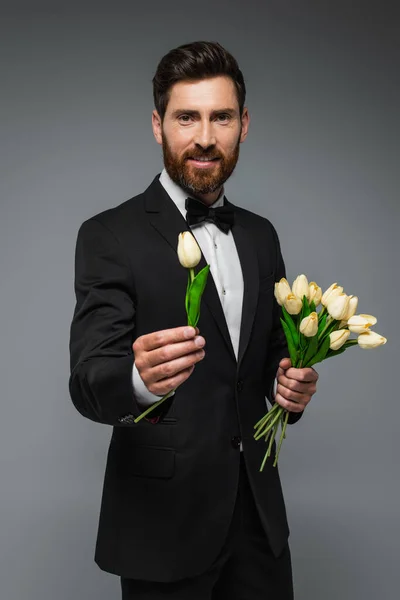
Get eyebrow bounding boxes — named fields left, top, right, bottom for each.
left=170, top=108, right=237, bottom=118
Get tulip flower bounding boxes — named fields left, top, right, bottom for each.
left=321, top=283, right=343, bottom=307
left=283, top=293, right=302, bottom=315
left=327, top=293, right=351, bottom=320
left=309, top=282, right=322, bottom=306
left=357, top=330, right=387, bottom=349
left=177, top=231, right=201, bottom=269
left=274, top=278, right=292, bottom=306
left=292, top=274, right=309, bottom=301
left=330, top=329, right=350, bottom=350
left=347, top=314, right=377, bottom=334
left=254, top=272, right=387, bottom=472
left=134, top=231, right=209, bottom=424
left=300, top=312, right=319, bottom=337
left=343, top=295, right=358, bottom=321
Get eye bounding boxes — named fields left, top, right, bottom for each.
left=178, top=114, right=193, bottom=123
left=216, top=114, right=231, bottom=122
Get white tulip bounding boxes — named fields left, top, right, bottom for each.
left=309, top=282, right=322, bottom=307
left=343, top=295, right=358, bottom=320
left=321, top=283, right=344, bottom=307
left=347, top=314, right=377, bottom=334
left=357, top=330, right=387, bottom=349
left=327, top=293, right=351, bottom=320
left=283, top=293, right=303, bottom=315
left=292, top=274, right=309, bottom=301
left=177, top=231, right=201, bottom=268
left=274, top=278, right=292, bottom=306
left=329, top=329, right=350, bottom=350
left=299, top=312, right=319, bottom=337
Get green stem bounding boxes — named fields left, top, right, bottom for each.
left=273, top=410, right=290, bottom=467
left=254, top=403, right=279, bottom=429
left=190, top=268, right=195, bottom=283
left=260, top=417, right=281, bottom=472
left=254, top=405, right=283, bottom=440
left=133, top=388, right=175, bottom=423
left=266, top=421, right=278, bottom=455
left=318, top=316, right=333, bottom=340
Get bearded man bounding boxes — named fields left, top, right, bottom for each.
left=69, top=40, right=318, bottom=600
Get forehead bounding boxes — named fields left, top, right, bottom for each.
left=166, top=76, right=238, bottom=113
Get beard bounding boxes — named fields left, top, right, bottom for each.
left=161, top=129, right=241, bottom=196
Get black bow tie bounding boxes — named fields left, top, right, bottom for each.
left=185, top=197, right=235, bottom=233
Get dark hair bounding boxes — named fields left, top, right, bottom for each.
left=152, top=41, right=246, bottom=121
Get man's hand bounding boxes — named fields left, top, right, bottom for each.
left=132, top=326, right=206, bottom=396
left=275, top=357, right=318, bottom=413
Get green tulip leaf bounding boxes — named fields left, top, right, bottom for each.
left=280, top=318, right=297, bottom=365
left=317, top=313, right=327, bottom=336
left=186, top=265, right=210, bottom=327
left=281, top=305, right=299, bottom=347
left=303, top=334, right=319, bottom=366
left=305, top=335, right=331, bottom=367
left=302, top=295, right=311, bottom=318
left=326, top=347, right=347, bottom=359
left=299, top=332, right=307, bottom=350
left=310, top=300, right=316, bottom=313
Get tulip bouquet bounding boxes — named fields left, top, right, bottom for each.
left=254, top=275, right=387, bottom=470
left=134, top=232, right=210, bottom=423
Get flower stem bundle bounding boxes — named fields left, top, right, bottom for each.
left=255, top=274, right=387, bottom=470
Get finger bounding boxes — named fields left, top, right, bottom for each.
left=142, top=336, right=206, bottom=369
left=274, top=392, right=306, bottom=413
left=276, top=383, right=311, bottom=405
left=140, top=326, right=198, bottom=351
left=148, top=365, right=195, bottom=396
left=279, top=357, right=292, bottom=370
left=284, top=367, right=318, bottom=383
left=150, top=349, right=205, bottom=383
left=277, top=373, right=317, bottom=395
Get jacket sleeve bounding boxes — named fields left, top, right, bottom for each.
left=264, top=223, right=304, bottom=425
left=68, top=217, right=173, bottom=426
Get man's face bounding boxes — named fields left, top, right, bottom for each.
left=152, top=76, right=249, bottom=203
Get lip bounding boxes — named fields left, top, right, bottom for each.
left=188, top=158, right=220, bottom=168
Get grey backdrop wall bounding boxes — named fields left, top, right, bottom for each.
left=1, top=1, right=398, bottom=599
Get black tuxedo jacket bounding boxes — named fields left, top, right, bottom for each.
left=69, top=173, right=303, bottom=582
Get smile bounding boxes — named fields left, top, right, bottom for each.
left=188, top=158, right=220, bottom=168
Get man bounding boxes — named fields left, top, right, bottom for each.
left=69, top=41, right=318, bottom=599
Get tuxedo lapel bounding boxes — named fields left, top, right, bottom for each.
left=226, top=199, right=260, bottom=368
left=144, top=175, right=236, bottom=362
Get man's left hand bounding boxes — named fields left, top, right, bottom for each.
left=275, top=357, right=319, bottom=413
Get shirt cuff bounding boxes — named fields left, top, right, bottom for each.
left=272, top=377, right=278, bottom=399
left=132, top=362, right=171, bottom=408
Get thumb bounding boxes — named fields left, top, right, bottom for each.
left=279, top=357, right=292, bottom=370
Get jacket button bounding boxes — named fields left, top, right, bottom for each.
left=236, top=380, right=243, bottom=392
left=231, top=436, right=241, bottom=449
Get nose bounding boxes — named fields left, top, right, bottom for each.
left=193, top=120, right=216, bottom=149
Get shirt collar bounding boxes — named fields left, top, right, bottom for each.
left=159, top=168, right=225, bottom=217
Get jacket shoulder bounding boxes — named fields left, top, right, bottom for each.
left=232, top=203, right=280, bottom=242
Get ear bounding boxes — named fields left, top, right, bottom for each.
left=152, top=109, right=163, bottom=145
left=239, top=107, right=250, bottom=143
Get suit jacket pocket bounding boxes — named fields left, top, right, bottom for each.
left=123, top=445, right=176, bottom=479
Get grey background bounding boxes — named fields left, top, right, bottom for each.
left=1, top=1, right=398, bottom=599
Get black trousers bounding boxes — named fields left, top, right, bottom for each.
left=121, top=453, right=294, bottom=600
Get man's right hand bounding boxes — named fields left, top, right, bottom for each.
left=132, top=326, right=206, bottom=396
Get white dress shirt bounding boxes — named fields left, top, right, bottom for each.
left=132, top=169, right=277, bottom=432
